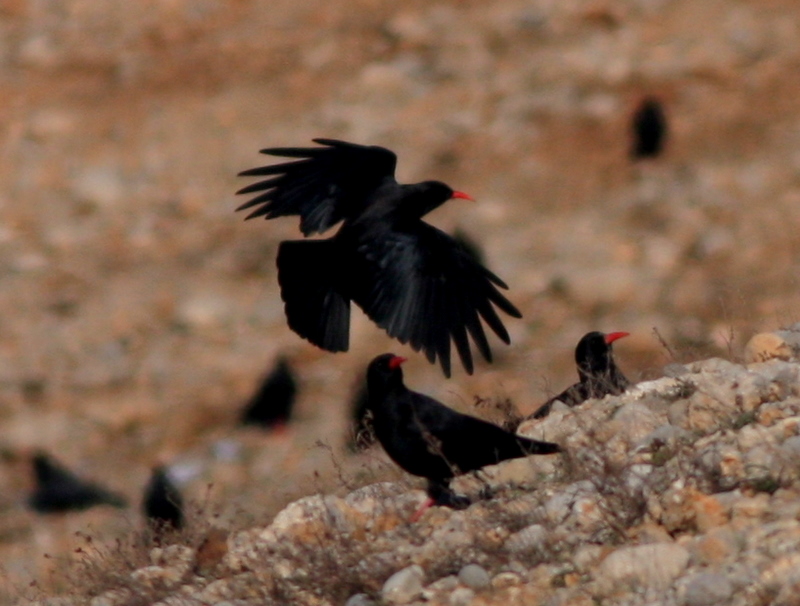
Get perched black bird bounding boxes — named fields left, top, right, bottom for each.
left=528, top=331, right=630, bottom=420
left=347, top=378, right=375, bottom=453
left=239, top=357, right=298, bottom=430
left=143, top=465, right=185, bottom=531
left=28, top=452, right=127, bottom=513
left=630, top=97, right=667, bottom=159
left=366, top=354, right=561, bottom=520
left=236, top=139, right=522, bottom=377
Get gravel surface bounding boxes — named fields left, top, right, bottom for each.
left=2, top=0, right=800, bottom=602
left=19, top=334, right=800, bottom=606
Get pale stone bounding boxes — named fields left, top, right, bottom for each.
left=449, top=587, right=476, bottom=606
left=129, top=565, right=184, bottom=589
left=745, top=333, right=792, bottom=363
left=71, top=166, right=125, bottom=207
left=458, top=564, right=490, bottom=590
left=681, top=572, right=733, bottom=606
left=505, top=524, right=548, bottom=555
left=345, top=594, right=377, bottom=606
left=382, top=565, right=425, bottom=604
left=597, top=543, right=689, bottom=592
left=491, top=572, right=523, bottom=589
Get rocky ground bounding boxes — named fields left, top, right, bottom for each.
left=2, top=0, right=800, bottom=603
left=24, top=327, right=800, bottom=606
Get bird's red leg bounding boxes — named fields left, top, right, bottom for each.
left=409, top=497, right=435, bottom=523
left=270, top=421, right=289, bottom=436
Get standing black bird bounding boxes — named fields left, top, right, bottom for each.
left=366, top=354, right=561, bottom=520
left=239, top=356, right=298, bottom=430
left=143, top=465, right=185, bottom=531
left=28, top=452, right=127, bottom=513
left=236, top=139, right=522, bottom=377
left=630, top=97, right=667, bottom=159
left=528, top=331, right=630, bottom=420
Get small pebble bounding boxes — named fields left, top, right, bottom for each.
left=458, top=564, right=490, bottom=590
left=505, top=524, right=548, bottom=554
left=449, top=587, right=476, bottom=606
left=491, top=572, right=522, bottom=589
left=382, top=565, right=424, bottom=604
left=682, top=572, right=733, bottom=606
left=345, top=594, right=377, bottom=606
left=745, top=333, right=792, bottom=363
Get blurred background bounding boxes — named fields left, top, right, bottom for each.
left=1, top=0, right=800, bottom=597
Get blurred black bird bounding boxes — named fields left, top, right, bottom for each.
left=347, top=378, right=375, bottom=453
left=236, top=139, right=522, bottom=377
left=28, top=452, right=127, bottom=513
left=143, top=465, right=184, bottom=531
left=631, top=97, right=667, bottom=159
left=366, top=354, right=561, bottom=520
left=528, top=331, right=630, bottom=420
left=239, top=357, right=298, bottom=430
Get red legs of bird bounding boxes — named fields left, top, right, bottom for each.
left=410, top=479, right=471, bottom=522
left=410, top=497, right=435, bottom=523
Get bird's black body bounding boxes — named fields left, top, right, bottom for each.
left=631, top=98, right=667, bottom=159
left=239, top=357, right=298, bottom=429
left=28, top=453, right=127, bottom=513
left=366, top=354, right=561, bottom=509
left=237, top=139, right=521, bottom=377
left=143, top=466, right=185, bottom=531
left=529, top=331, right=630, bottom=420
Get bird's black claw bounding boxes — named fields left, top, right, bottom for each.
left=427, top=479, right=471, bottom=510
left=439, top=492, right=471, bottom=510
left=477, top=485, right=496, bottom=500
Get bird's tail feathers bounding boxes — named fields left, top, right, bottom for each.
left=516, top=436, right=562, bottom=456
left=277, top=240, right=351, bottom=352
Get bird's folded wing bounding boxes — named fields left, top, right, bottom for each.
left=236, top=138, right=398, bottom=235
left=529, top=383, right=584, bottom=419
left=351, top=223, right=522, bottom=377
left=412, top=400, right=545, bottom=471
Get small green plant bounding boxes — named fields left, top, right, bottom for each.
left=732, top=410, right=757, bottom=430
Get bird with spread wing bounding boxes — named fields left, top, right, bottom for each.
left=236, top=138, right=521, bottom=377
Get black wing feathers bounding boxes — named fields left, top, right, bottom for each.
left=352, top=224, right=521, bottom=377
left=237, top=138, right=522, bottom=376
left=236, top=139, right=398, bottom=235
left=277, top=240, right=350, bottom=352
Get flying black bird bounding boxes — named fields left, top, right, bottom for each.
left=28, top=452, right=127, bottom=513
left=236, top=139, right=522, bottom=377
left=366, top=354, right=561, bottom=520
left=347, top=378, right=375, bottom=453
left=528, top=331, right=630, bottom=420
left=239, top=356, right=298, bottom=429
left=143, top=465, right=184, bottom=531
left=630, top=97, right=667, bottom=159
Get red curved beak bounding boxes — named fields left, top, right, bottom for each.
left=388, top=356, right=407, bottom=370
left=451, top=191, right=474, bottom=201
left=604, top=332, right=630, bottom=345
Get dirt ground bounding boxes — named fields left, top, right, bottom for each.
left=2, top=0, right=800, bottom=599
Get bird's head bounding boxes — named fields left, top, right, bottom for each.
left=404, top=181, right=473, bottom=218
left=366, top=353, right=407, bottom=397
left=575, top=331, right=629, bottom=376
